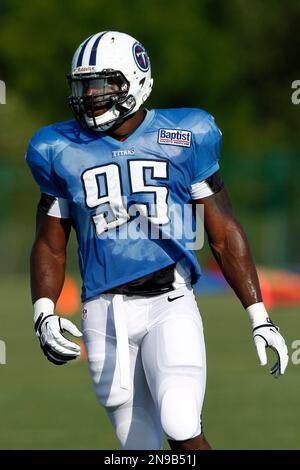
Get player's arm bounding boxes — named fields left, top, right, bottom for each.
left=195, top=182, right=288, bottom=377
left=196, top=185, right=261, bottom=308
left=31, top=211, right=71, bottom=303
left=31, top=198, right=82, bottom=365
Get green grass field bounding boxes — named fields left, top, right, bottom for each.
left=0, top=275, right=299, bottom=449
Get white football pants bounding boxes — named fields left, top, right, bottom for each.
left=82, top=285, right=206, bottom=450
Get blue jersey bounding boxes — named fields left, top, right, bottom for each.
left=26, top=108, right=222, bottom=301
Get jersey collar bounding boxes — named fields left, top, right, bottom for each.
left=102, top=109, right=155, bottom=145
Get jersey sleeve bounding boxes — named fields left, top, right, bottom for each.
left=191, top=113, right=222, bottom=185
left=26, top=142, right=65, bottom=197
left=26, top=140, right=70, bottom=218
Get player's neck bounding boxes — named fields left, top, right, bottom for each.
left=107, top=109, right=146, bottom=141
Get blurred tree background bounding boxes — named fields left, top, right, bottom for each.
left=1, top=0, right=300, bottom=275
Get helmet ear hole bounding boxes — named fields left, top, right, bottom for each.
left=139, top=77, right=146, bottom=87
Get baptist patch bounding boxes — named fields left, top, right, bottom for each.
left=158, top=128, right=192, bottom=148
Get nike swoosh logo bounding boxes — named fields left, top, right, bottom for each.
left=167, top=295, right=184, bottom=302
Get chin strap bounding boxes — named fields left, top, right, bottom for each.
left=91, top=95, right=137, bottom=132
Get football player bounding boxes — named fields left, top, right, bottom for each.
left=26, top=31, right=289, bottom=450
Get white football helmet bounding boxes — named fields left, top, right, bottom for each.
left=67, top=31, right=153, bottom=132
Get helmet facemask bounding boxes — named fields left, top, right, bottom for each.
left=68, top=70, right=135, bottom=132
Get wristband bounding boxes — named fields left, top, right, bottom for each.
left=246, top=302, right=269, bottom=327
left=33, top=297, right=54, bottom=323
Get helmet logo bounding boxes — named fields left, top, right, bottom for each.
left=133, top=42, right=149, bottom=72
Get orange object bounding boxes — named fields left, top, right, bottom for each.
left=258, top=272, right=274, bottom=310
left=56, top=276, right=80, bottom=316
left=272, top=275, right=300, bottom=304
left=79, top=339, right=87, bottom=361
left=258, top=267, right=300, bottom=310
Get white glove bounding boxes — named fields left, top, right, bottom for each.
left=247, top=303, right=289, bottom=378
left=34, top=298, right=82, bottom=365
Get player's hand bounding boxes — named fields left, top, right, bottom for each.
left=252, top=318, right=288, bottom=378
left=35, top=313, right=82, bottom=365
